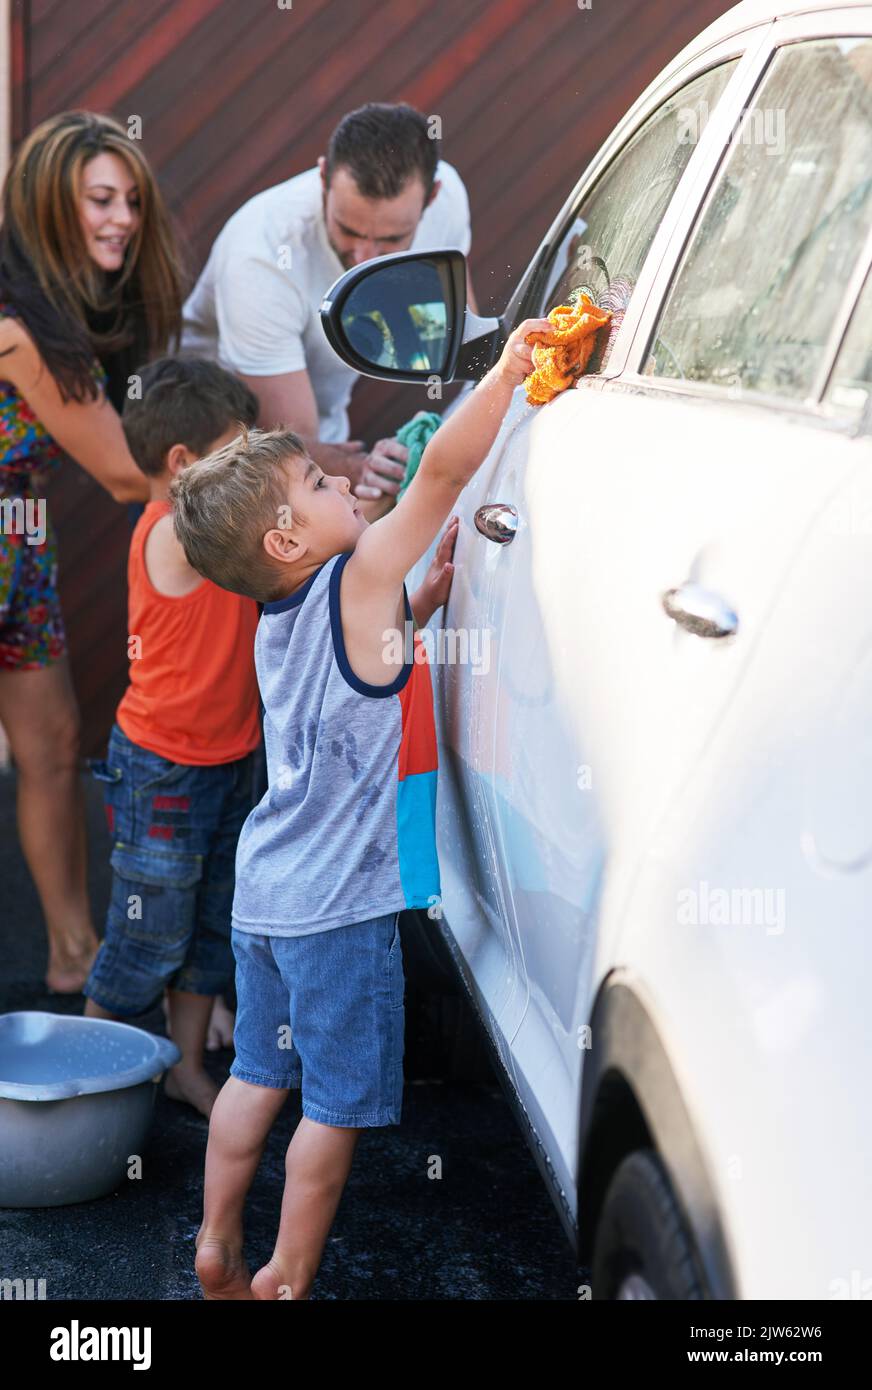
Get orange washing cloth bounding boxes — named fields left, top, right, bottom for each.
left=116, top=500, right=262, bottom=765
left=523, top=294, right=612, bottom=405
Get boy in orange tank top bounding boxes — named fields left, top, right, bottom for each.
left=83, top=358, right=262, bottom=1117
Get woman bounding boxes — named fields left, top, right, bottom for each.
left=0, top=111, right=184, bottom=992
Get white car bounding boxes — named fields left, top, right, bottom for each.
left=321, top=0, right=872, bottom=1299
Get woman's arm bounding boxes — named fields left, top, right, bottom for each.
left=0, top=318, right=149, bottom=503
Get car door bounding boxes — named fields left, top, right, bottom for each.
left=413, top=47, right=750, bottom=1095
left=476, top=26, right=872, bottom=1200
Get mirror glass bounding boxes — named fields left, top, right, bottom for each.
left=340, top=258, right=453, bottom=374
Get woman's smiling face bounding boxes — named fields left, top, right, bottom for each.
left=78, top=151, right=141, bottom=272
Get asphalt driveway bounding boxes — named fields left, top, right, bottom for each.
left=0, top=766, right=587, bottom=1299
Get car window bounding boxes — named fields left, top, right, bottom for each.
left=536, top=60, right=737, bottom=372
left=826, top=266, right=872, bottom=421
left=644, top=38, right=872, bottom=401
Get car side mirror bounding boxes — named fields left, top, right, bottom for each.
left=319, top=249, right=469, bottom=384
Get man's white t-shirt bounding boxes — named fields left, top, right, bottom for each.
left=182, top=160, right=471, bottom=442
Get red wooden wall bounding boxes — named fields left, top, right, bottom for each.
left=9, top=0, right=733, bottom=754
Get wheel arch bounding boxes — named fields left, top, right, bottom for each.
left=578, top=972, right=738, bottom=1299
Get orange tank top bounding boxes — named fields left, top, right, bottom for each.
left=116, top=500, right=262, bottom=765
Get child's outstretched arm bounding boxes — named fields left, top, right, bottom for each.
left=344, top=318, right=552, bottom=607
left=338, top=318, right=552, bottom=683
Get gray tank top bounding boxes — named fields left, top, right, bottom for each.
left=231, top=549, right=440, bottom=935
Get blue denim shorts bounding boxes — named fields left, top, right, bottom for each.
left=230, top=911, right=405, bottom=1127
left=84, top=721, right=258, bottom=1017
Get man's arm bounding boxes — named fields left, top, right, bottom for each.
left=210, top=250, right=369, bottom=485
left=237, top=366, right=367, bottom=486
left=240, top=363, right=411, bottom=502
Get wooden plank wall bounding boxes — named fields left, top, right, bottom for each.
left=9, top=0, right=732, bottom=755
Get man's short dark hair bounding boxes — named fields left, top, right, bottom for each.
left=123, top=356, right=259, bottom=476
left=324, top=102, right=439, bottom=202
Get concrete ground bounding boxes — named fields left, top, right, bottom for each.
left=0, top=766, right=588, bottom=1299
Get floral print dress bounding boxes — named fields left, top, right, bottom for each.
left=0, top=301, right=106, bottom=670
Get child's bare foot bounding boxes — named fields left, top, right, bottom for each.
left=251, top=1258, right=308, bottom=1301
left=164, top=1064, right=219, bottom=1118
left=206, top=995, right=235, bottom=1051
left=195, top=1235, right=253, bottom=1300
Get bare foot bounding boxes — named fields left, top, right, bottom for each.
left=251, top=1258, right=306, bottom=1301
left=46, top=936, right=99, bottom=994
left=164, top=1065, right=219, bottom=1118
left=206, top=996, right=235, bottom=1051
left=195, top=1235, right=253, bottom=1300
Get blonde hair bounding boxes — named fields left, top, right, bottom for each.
left=169, top=426, right=309, bottom=601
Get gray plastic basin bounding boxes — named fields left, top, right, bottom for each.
left=0, top=1011, right=181, bottom=1207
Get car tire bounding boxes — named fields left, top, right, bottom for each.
left=592, top=1149, right=707, bottom=1300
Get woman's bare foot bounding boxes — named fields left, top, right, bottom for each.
left=46, top=936, right=99, bottom=993
left=251, top=1257, right=308, bottom=1301
left=206, top=996, right=235, bottom=1051
left=195, top=1234, right=253, bottom=1300
left=164, top=1064, right=219, bottom=1118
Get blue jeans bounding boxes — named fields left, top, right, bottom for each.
left=230, top=912, right=405, bottom=1127
left=84, top=721, right=258, bottom=1017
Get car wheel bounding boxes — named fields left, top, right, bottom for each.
left=592, top=1149, right=707, bottom=1300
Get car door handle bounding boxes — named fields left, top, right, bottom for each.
left=661, top=582, right=738, bottom=639
left=474, top=503, right=518, bottom=544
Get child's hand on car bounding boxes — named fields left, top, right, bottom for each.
left=494, top=318, right=556, bottom=388
left=409, top=515, right=460, bottom=628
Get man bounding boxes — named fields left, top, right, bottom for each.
left=182, top=103, right=478, bottom=503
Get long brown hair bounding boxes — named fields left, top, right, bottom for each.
left=0, top=110, right=184, bottom=402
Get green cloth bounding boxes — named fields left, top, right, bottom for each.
left=395, top=411, right=442, bottom=498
